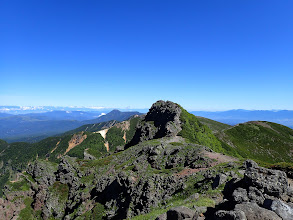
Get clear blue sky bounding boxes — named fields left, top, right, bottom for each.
left=1, top=0, right=293, bottom=110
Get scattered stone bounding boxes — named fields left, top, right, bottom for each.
left=188, top=193, right=200, bottom=201
left=244, top=160, right=258, bottom=169
left=83, top=151, right=96, bottom=160
left=214, top=210, right=247, bottom=220
left=166, top=206, right=197, bottom=220
left=235, top=202, right=282, bottom=220
left=263, top=199, right=293, bottom=220
left=247, top=186, right=265, bottom=205
left=212, top=173, right=228, bottom=189
left=232, top=188, right=249, bottom=204
left=244, top=166, right=288, bottom=198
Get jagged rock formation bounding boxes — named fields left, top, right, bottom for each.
left=213, top=160, right=293, bottom=220
left=128, top=100, right=182, bottom=146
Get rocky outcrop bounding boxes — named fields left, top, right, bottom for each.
left=128, top=100, right=182, bottom=146
left=27, top=160, right=57, bottom=186
left=214, top=160, right=292, bottom=220
left=156, top=206, right=198, bottom=220
left=91, top=172, right=184, bottom=219
left=234, top=202, right=281, bottom=220
left=244, top=165, right=288, bottom=198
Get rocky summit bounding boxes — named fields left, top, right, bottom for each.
left=1, top=100, right=293, bottom=219
left=128, top=100, right=182, bottom=146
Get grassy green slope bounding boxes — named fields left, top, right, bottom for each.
left=178, top=107, right=238, bottom=156
left=0, top=139, right=8, bottom=152
left=218, top=121, right=293, bottom=163
left=106, top=116, right=142, bottom=151
left=67, top=132, right=106, bottom=159
left=196, top=116, right=232, bottom=133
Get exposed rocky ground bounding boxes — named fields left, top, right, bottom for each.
left=1, top=100, right=293, bottom=219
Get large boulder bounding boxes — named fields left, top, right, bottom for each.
left=212, top=173, right=228, bottom=189
left=234, top=202, right=282, bottom=220
left=244, top=166, right=288, bottom=198
left=247, top=186, right=265, bottom=205
left=244, top=160, right=259, bottom=169
left=166, top=206, right=197, bottom=220
left=264, top=199, right=293, bottom=220
left=232, top=188, right=249, bottom=204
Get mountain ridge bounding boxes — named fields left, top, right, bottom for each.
left=1, top=100, right=293, bottom=219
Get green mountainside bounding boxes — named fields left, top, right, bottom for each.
left=178, top=107, right=224, bottom=152
left=0, top=116, right=142, bottom=195
left=217, top=121, right=293, bottom=163
left=195, top=116, right=232, bottom=133
left=1, top=101, right=293, bottom=220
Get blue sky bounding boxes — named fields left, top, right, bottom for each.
left=1, top=0, right=293, bottom=110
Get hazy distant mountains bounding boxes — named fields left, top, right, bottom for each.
left=83, top=110, right=141, bottom=124
left=0, top=106, right=147, bottom=115
left=1, top=107, right=292, bottom=143
left=192, top=109, right=293, bottom=128
left=0, top=110, right=141, bottom=142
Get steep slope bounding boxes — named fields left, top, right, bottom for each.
left=195, top=116, right=232, bottom=133
left=217, top=121, right=293, bottom=163
left=127, top=101, right=228, bottom=154
left=0, top=116, right=142, bottom=195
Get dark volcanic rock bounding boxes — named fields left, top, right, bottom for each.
left=234, top=202, right=281, bottom=220
left=247, top=186, right=265, bottom=205
left=244, top=165, right=288, bottom=198
left=128, top=100, right=182, bottom=146
left=232, top=188, right=249, bottom=204
left=92, top=172, right=184, bottom=219
left=166, top=206, right=197, bottom=220
left=27, top=160, right=57, bottom=186
left=244, top=159, right=259, bottom=169
left=263, top=199, right=293, bottom=220
left=214, top=210, right=247, bottom=220
left=214, top=160, right=292, bottom=220
left=212, top=173, right=228, bottom=189
left=56, top=157, right=80, bottom=188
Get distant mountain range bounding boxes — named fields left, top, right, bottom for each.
left=0, top=106, right=148, bottom=114
left=0, top=110, right=142, bottom=142
left=192, top=109, right=293, bottom=128
left=1, top=107, right=292, bottom=143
